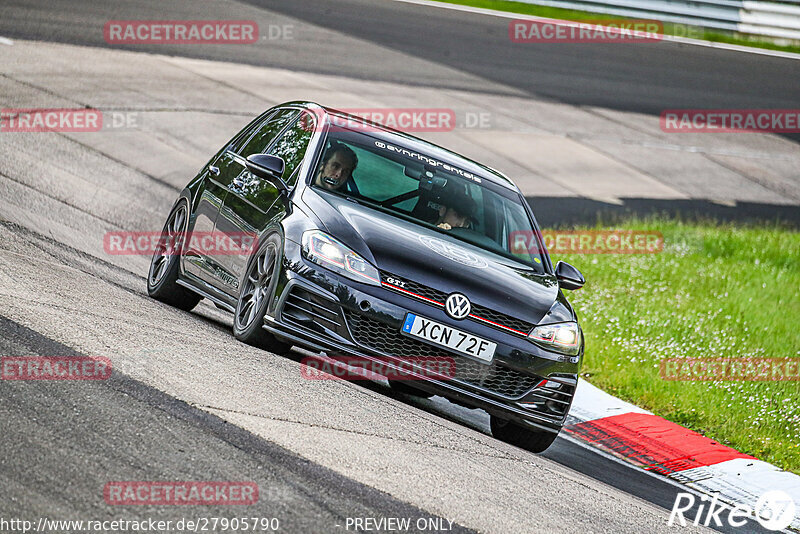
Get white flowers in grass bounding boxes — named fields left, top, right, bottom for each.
left=565, top=225, right=800, bottom=449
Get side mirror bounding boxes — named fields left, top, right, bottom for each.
left=246, top=154, right=288, bottom=194
left=555, top=261, right=585, bottom=290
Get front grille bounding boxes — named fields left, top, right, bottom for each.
left=380, top=271, right=533, bottom=336
left=345, top=311, right=538, bottom=399
left=519, top=379, right=576, bottom=423
left=282, top=286, right=344, bottom=334
left=469, top=304, right=533, bottom=334
left=385, top=275, right=448, bottom=304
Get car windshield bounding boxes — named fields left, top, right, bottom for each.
left=310, top=129, right=546, bottom=271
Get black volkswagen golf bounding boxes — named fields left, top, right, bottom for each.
left=148, top=101, right=585, bottom=452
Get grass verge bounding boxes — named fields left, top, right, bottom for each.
left=553, top=219, right=800, bottom=473
left=436, top=0, right=800, bottom=54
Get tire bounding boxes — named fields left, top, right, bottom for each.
left=388, top=380, right=434, bottom=398
left=233, top=233, right=291, bottom=354
left=490, top=415, right=558, bottom=453
left=147, top=200, right=202, bottom=311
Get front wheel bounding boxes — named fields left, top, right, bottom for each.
left=233, top=233, right=290, bottom=354
left=147, top=200, right=202, bottom=311
left=490, top=415, right=558, bottom=453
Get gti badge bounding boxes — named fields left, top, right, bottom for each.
left=445, top=293, right=471, bottom=320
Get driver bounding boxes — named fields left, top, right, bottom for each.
left=436, top=186, right=476, bottom=231
left=315, top=141, right=358, bottom=191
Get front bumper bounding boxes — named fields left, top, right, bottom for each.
left=264, top=239, right=581, bottom=434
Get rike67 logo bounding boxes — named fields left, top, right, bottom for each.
left=669, top=490, right=796, bottom=530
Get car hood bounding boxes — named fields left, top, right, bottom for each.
left=302, top=188, right=573, bottom=326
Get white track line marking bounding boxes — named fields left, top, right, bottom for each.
left=0, top=36, right=14, bottom=46
left=391, top=0, right=800, bottom=60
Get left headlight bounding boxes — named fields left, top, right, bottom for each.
left=528, top=322, right=582, bottom=356
left=301, top=230, right=380, bottom=286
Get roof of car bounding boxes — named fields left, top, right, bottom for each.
left=280, top=101, right=518, bottom=191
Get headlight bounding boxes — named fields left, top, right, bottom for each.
left=528, top=322, right=582, bottom=356
left=301, top=230, right=380, bottom=286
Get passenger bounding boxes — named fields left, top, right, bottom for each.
left=436, top=187, right=476, bottom=230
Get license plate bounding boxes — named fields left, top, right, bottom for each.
left=401, top=313, right=496, bottom=363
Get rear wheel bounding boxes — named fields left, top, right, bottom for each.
left=233, top=234, right=290, bottom=354
left=147, top=200, right=202, bottom=311
left=490, top=415, right=558, bottom=453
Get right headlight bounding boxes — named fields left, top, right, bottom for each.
left=528, top=322, right=582, bottom=356
left=301, top=230, right=381, bottom=286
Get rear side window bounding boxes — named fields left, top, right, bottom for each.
left=267, top=111, right=316, bottom=186
left=237, top=109, right=299, bottom=157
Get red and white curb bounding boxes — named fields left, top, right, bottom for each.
left=567, top=379, right=800, bottom=530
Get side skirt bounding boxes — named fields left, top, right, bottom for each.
left=176, top=278, right=236, bottom=313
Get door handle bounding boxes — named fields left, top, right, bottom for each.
left=208, top=165, right=220, bottom=176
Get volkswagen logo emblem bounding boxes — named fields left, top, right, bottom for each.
left=445, top=293, right=471, bottom=320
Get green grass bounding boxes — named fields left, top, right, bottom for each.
left=439, top=0, right=800, bottom=54
left=552, top=219, right=800, bottom=473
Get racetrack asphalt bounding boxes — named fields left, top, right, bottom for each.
left=0, top=315, right=475, bottom=533
left=2, top=0, right=798, bottom=222
left=2, top=0, right=798, bottom=116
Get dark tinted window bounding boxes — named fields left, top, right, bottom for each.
left=238, top=109, right=299, bottom=157
left=268, top=112, right=316, bottom=186
left=229, top=110, right=275, bottom=153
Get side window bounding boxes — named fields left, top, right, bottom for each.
left=267, top=111, right=315, bottom=186
left=238, top=109, right=299, bottom=157
left=229, top=110, right=275, bottom=153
